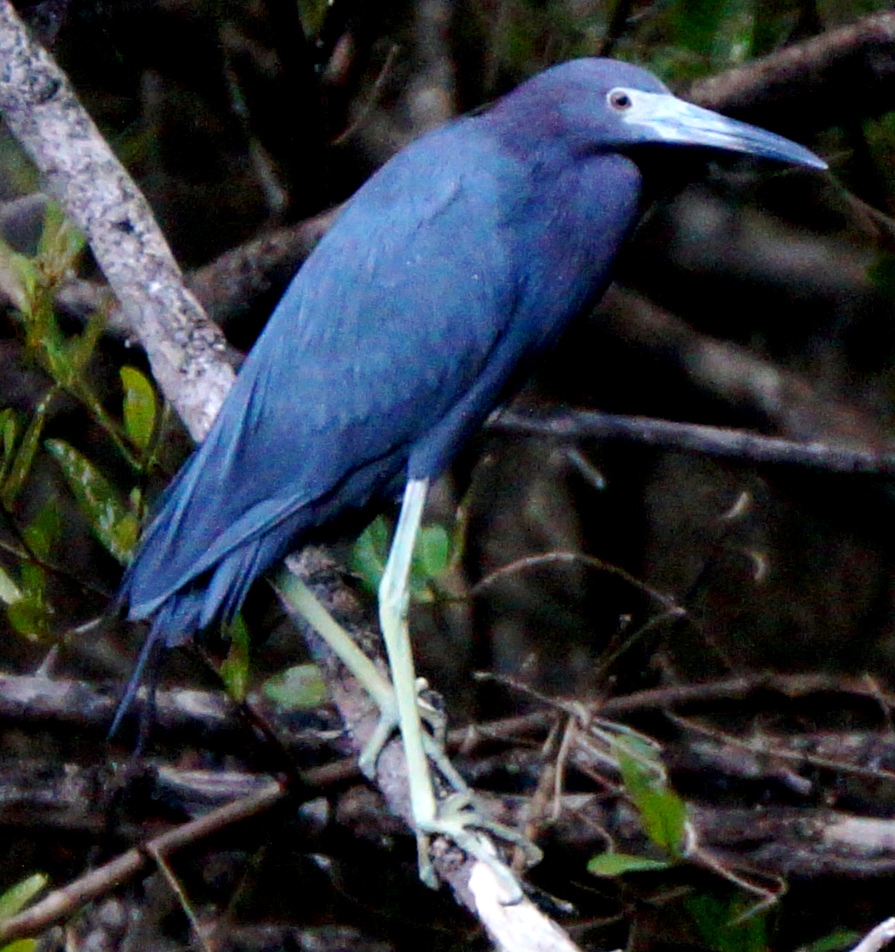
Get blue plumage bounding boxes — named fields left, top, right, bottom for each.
left=119, top=57, right=825, bottom=668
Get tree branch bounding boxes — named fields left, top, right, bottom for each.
left=0, top=0, right=233, bottom=441
left=690, top=9, right=895, bottom=127
left=492, top=406, right=895, bottom=475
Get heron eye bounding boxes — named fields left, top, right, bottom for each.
left=608, top=89, right=633, bottom=111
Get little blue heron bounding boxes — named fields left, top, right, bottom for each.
left=118, top=57, right=826, bottom=890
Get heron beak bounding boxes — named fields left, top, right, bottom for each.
left=623, top=90, right=827, bottom=171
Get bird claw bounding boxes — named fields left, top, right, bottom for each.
left=414, top=791, right=543, bottom=900
left=356, top=685, right=541, bottom=895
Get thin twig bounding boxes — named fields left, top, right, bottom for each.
left=492, top=407, right=895, bottom=476
left=0, top=779, right=287, bottom=945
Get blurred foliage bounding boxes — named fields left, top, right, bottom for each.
left=685, top=894, right=769, bottom=952
left=798, top=929, right=863, bottom=952
left=0, top=204, right=159, bottom=643
left=263, top=662, right=329, bottom=712
left=220, top=612, right=252, bottom=702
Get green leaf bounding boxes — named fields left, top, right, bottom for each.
left=0, top=409, right=16, bottom=458
left=0, top=408, right=17, bottom=482
left=7, top=511, right=55, bottom=640
left=220, top=614, right=251, bottom=702
left=0, top=237, right=36, bottom=314
left=798, top=930, right=861, bottom=952
left=7, top=597, right=50, bottom=641
left=617, top=751, right=688, bottom=859
left=22, top=504, right=60, bottom=562
left=0, top=565, right=22, bottom=605
left=587, top=853, right=673, bottom=877
left=45, top=439, right=139, bottom=563
left=37, top=202, right=85, bottom=280
left=637, top=785, right=688, bottom=859
left=412, top=524, right=451, bottom=586
left=263, top=664, right=329, bottom=712
left=352, top=515, right=453, bottom=602
left=0, top=872, right=47, bottom=922
left=41, top=334, right=76, bottom=388
left=67, top=307, right=107, bottom=373
left=120, top=366, right=157, bottom=452
left=350, top=515, right=391, bottom=594
left=1, top=392, right=53, bottom=509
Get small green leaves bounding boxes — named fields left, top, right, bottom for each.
left=618, top=749, right=688, bottom=860
left=686, top=893, right=769, bottom=952
left=588, top=735, right=689, bottom=880
left=412, top=524, right=451, bottom=601
left=263, top=664, right=329, bottom=712
left=0, top=200, right=149, bottom=651
left=220, top=614, right=251, bottom=702
left=36, top=202, right=85, bottom=284
left=0, top=871, right=48, bottom=952
left=22, top=504, right=59, bottom=565
left=587, top=852, right=672, bottom=877
left=350, top=514, right=454, bottom=602
left=5, top=504, right=59, bottom=641
left=120, top=366, right=157, bottom=452
left=45, top=439, right=139, bottom=564
left=350, top=515, right=390, bottom=593
left=1, top=392, right=54, bottom=509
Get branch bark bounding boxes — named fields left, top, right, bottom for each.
left=0, top=0, right=233, bottom=441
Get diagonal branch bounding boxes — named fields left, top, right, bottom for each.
left=0, top=0, right=233, bottom=441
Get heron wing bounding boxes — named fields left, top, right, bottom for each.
left=123, top=122, right=527, bottom=618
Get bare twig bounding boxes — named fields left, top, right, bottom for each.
left=492, top=407, right=895, bottom=475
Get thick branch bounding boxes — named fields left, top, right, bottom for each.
left=690, top=9, right=895, bottom=128
left=0, top=0, right=233, bottom=440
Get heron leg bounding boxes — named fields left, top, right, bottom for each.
left=275, top=482, right=539, bottom=893
left=379, top=478, right=538, bottom=894
left=273, top=567, right=449, bottom=780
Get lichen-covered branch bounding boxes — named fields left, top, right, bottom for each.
left=0, top=0, right=233, bottom=441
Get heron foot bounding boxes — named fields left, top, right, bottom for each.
left=355, top=682, right=541, bottom=894
left=413, top=789, right=543, bottom=898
